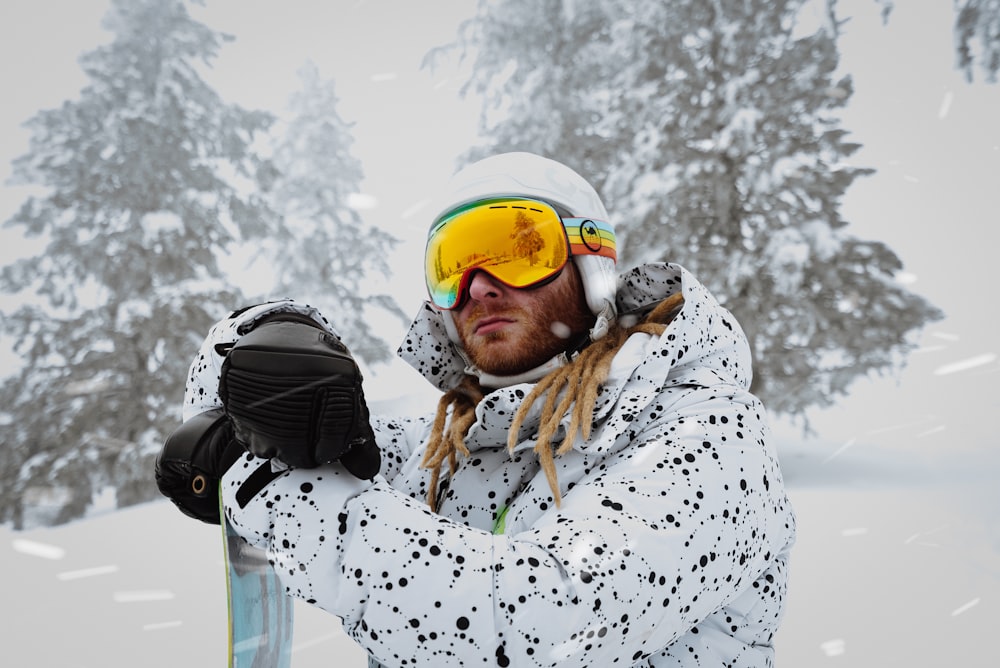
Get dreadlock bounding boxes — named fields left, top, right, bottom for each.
left=419, top=374, right=484, bottom=511
left=420, top=292, right=684, bottom=511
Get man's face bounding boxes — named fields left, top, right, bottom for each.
left=452, top=261, right=595, bottom=377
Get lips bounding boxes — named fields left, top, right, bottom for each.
left=474, top=315, right=516, bottom=335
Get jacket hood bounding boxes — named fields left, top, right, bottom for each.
left=397, top=262, right=752, bottom=396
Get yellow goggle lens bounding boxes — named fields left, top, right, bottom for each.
left=425, top=198, right=570, bottom=309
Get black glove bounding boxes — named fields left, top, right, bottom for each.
left=217, top=316, right=381, bottom=479
left=155, top=409, right=244, bottom=524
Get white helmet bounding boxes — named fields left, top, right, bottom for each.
left=427, top=152, right=619, bottom=386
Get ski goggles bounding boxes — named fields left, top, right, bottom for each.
left=424, top=197, right=616, bottom=310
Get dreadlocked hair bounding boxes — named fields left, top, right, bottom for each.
left=420, top=292, right=685, bottom=511
left=420, top=374, right=484, bottom=511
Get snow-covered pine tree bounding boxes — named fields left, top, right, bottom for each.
left=868, top=0, right=999, bottom=83
left=950, top=0, right=999, bottom=82
left=258, top=63, right=407, bottom=365
left=437, top=0, right=943, bottom=423
left=0, top=0, right=274, bottom=527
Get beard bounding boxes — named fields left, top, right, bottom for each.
left=457, top=270, right=595, bottom=377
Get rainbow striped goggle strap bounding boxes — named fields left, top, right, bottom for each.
left=424, top=197, right=616, bottom=310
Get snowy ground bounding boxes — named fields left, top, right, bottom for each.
left=774, top=438, right=999, bottom=667
left=4, top=426, right=998, bottom=668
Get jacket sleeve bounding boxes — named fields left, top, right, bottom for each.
left=221, top=385, right=794, bottom=667
left=369, top=414, right=434, bottom=489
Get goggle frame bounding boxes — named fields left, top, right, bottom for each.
left=424, top=197, right=616, bottom=310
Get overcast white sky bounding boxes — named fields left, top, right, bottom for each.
left=0, top=0, right=998, bottom=449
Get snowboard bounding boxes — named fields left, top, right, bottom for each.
left=220, top=487, right=294, bottom=667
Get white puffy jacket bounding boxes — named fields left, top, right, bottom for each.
left=190, top=263, right=796, bottom=667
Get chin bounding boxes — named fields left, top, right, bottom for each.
left=468, top=334, right=558, bottom=377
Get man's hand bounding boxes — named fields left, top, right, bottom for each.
left=218, top=317, right=381, bottom=480
left=155, top=409, right=243, bottom=524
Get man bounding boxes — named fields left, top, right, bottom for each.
left=157, top=152, right=796, bottom=667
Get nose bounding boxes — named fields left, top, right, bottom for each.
left=466, top=270, right=506, bottom=303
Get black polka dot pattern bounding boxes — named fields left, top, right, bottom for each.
left=213, top=263, right=796, bottom=667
